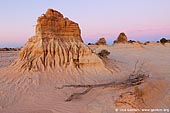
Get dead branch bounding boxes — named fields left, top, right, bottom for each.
left=59, top=61, right=149, bottom=102
left=56, top=73, right=149, bottom=102
left=135, top=62, right=145, bottom=75
left=56, top=81, right=116, bottom=90
left=65, top=87, right=92, bottom=102
left=129, top=61, right=146, bottom=79
left=132, top=60, right=139, bottom=74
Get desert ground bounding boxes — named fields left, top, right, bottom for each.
left=0, top=43, right=170, bottom=113
left=0, top=51, right=18, bottom=69
left=0, top=9, right=170, bottom=113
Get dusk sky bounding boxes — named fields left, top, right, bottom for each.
left=0, top=0, right=170, bottom=47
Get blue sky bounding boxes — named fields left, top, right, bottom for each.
left=0, top=0, right=170, bottom=47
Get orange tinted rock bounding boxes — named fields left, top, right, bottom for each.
left=11, top=9, right=107, bottom=72
left=96, top=37, right=107, bottom=45
left=36, top=9, right=82, bottom=42
left=115, top=32, right=128, bottom=43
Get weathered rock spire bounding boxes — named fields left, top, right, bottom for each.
left=114, top=32, right=128, bottom=43
left=36, top=9, right=83, bottom=42
left=10, top=9, right=106, bottom=73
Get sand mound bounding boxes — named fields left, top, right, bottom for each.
left=113, top=43, right=143, bottom=48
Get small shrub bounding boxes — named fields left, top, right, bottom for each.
left=160, top=38, right=168, bottom=44
left=113, top=40, right=117, bottom=44
left=128, top=40, right=136, bottom=43
left=88, top=43, right=94, bottom=45
left=98, top=49, right=110, bottom=58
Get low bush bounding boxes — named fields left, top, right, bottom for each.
left=98, top=49, right=110, bottom=58
left=160, top=38, right=168, bottom=44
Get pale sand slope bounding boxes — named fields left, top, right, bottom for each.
left=0, top=43, right=170, bottom=113
left=0, top=51, right=18, bottom=69
left=91, top=43, right=170, bottom=79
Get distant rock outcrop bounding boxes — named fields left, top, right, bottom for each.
left=9, top=9, right=109, bottom=73
left=95, top=37, right=107, bottom=45
left=114, top=32, right=128, bottom=43
left=0, top=48, right=20, bottom=51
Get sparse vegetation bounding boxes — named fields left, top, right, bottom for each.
left=113, top=40, right=117, bottom=44
left=128, top=40, right=136, bottom=43
left=160, top=38, right=168, bottom=44
left=98, top=49, right=110, bottom=58
left=88, top=43, right=94, bottom=45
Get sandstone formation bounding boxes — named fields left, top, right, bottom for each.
left=95, top=37, right=107, bottom=45
left=0, top=9, right=115, bottom=110
left=114, top=32, right=128, bottom=43
left=1, top=9, right=170, bottom=113
left=8, top=9, right=110, bottom=74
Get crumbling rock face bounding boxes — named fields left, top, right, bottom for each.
left=10, top=9, right=106, bottom=72
left=36, top=9, right=83, bottom=42
left=95, top=37, right=107, bottom=45
left=114, top=32, right=128, bottom=43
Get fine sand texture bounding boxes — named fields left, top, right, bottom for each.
left=0, top=51, right=18, bottom=69
left=0, top=9, right=170, bottom=113
left=0, top=43, right=170, bottom=113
